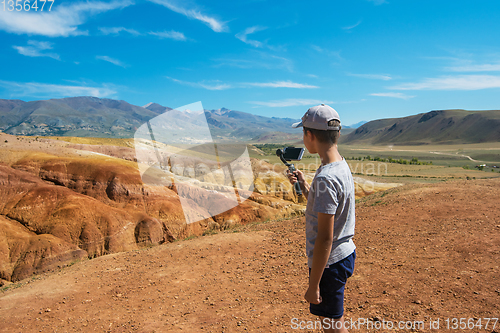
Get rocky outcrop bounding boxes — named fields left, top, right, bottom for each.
left=0, top=164, right=177, bottom=281
left=10, top=152, right=144, bottom=209
left=250, top=159, right=304, bottom=202
left=0, top=165, right=142, bottom=255
left=0, top=147, right=305, bottom=282
left=0, top=215, right=87, bottom=282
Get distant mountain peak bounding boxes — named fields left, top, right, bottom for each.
left=143, top=102, right=166, bottom=109
left=143, top=102, right=171, bottom=114
left=348, top=120, right=368, bottom=128
left=206, top=108, right=232, bottom=116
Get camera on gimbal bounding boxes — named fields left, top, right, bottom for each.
left=276, top=147, right=305, bottom=196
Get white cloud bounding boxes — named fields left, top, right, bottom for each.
left=96, top=55, right=128, bottom=68
left=149, top=30, right=187, bottom=41
left=167, top=77, right=317, bottom=90
left=426, top=51, right=500, bottom=72
left=198, top=82, right=231, bottom=90
left=12, top=40, right=60, bottom=60
left=98, top=27, right=188, bottom=40
left=147, top=0, right=226, bottom=32
left=267, top=55, right=294, bottom=72
left=390, top=75, right=500, bottom=90
left=367, top=0, right=388, bottom=5
left=248, top=99, right=334, bottom=108
left=311, top=45, right=343, bottom=61
left=445, top=63, right=500, bottom=72
left=348, top=73, right=392, bottom=80
left=0, top=0, right=133, bottom=37
left=370, top=92, right=414, bottom=99
left=236, top=26, right=266, bottom=48
left=246, top=81, right=318, bottom=88
left=0, top=80, right=117, bottom=98
left=213, top=52, right=294, bottom=72
left=167, top=77, right=231, bottom=90
left=342, top=20, right=362, bottom=31
left=99, top=26, right=140, bottom=36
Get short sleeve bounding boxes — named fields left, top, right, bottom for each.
left=311, top=175, right=339, bottom=215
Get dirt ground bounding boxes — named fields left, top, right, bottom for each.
left=1, top=178, right=499, bottom=333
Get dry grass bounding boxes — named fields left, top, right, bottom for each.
left=45, top=136, right=135, bottom=148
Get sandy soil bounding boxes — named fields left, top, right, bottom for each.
left=1, top=178, right=499, bottom=333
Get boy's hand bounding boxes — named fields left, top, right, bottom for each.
left=286, top=169, right=310, bottom=198
left=286, top=169, right=305, bottom=185
left=304, top=285, right=322, bottom=304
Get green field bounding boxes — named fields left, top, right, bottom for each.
left=249, top=142, right=500, bottom=184
left=43, top=136, right=500, bottom=184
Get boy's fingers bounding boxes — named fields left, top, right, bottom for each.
left=286, top=171, right=297, bottom=184
left=312, top=296, right=322, bottom=304
left=307, top=298, right=321, bottom=304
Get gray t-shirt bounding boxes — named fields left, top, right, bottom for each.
left=305, top=158, right=356, bottom=268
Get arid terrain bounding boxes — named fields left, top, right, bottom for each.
left=1, top=177, right=499, bottom=332
left=0, top=131, right=396, bottom=285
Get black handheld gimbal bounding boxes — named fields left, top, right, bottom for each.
left=276, top=147, right=305, bottom=196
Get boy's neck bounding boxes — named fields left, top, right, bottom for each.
left=317, top=143, right=342, bottom=165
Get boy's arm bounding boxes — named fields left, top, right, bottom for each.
left=305, top=212, right=334, bottom=304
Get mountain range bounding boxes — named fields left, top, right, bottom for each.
left=1, top=97, right=498, bottom=145
left=341, top=109, right=500, bottom=145
left=0, top=97, right=160, bottom=138
left=0, top=97, right=304, bottom=141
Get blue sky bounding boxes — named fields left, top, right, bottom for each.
left=1, top=0, right=500, bottom=126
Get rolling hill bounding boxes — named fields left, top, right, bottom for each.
left=342, top=109, right=500, bottom=145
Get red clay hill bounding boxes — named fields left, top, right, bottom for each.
left=0, top=132, right=307, bottom=283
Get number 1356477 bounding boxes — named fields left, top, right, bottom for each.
left=2, top=0, right=55, bottom=11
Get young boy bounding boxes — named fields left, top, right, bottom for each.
left=288, top=104, right=356, bottom=333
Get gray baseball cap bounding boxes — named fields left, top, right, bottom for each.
left=292, top=104, right=341, bottom=130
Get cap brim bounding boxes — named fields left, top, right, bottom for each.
left=291, top=121, right=303, bottom=128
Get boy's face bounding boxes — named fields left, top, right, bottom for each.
left=303, top=129, right=316, bottom=154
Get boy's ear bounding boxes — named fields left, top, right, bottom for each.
left=305, top=130, right=315, bottom=141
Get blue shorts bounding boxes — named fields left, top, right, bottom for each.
left=309, top=250, right=356, bottom=319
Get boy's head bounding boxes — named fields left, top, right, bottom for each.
left=292, top=104, right=342, bottom=144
